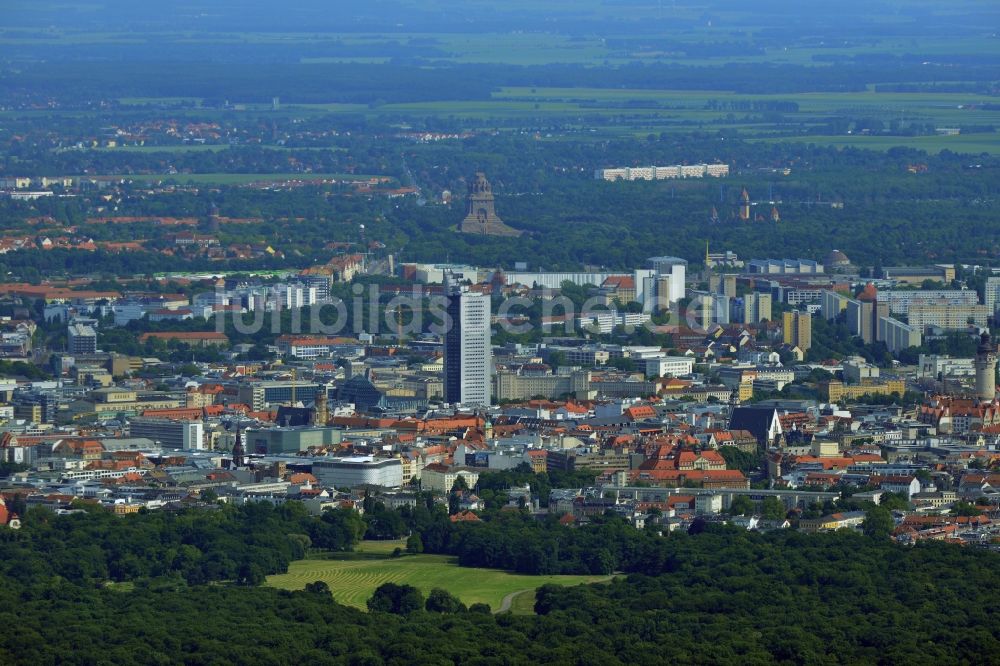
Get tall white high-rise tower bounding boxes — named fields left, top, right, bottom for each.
left=443, top=275, right=491, bottom=406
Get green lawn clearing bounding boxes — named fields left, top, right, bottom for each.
left=266, top=540, right=610, bottom=613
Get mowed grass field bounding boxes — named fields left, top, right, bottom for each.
left=266, top=540, right=610, bottom=613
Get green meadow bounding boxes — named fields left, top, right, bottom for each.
left=266, top=540, right=610, bottom=613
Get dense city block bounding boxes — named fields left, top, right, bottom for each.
left=1, top=1, right=999, bottom=664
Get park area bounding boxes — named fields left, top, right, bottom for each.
left=266, top=540, right=611, bottom=613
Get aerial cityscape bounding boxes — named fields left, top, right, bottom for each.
left=1, top=0, right=999, bottom=663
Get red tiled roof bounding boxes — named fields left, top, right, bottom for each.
left=449, top=510, right=482, bottom=523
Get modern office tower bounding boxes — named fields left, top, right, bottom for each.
left=129, top=417, right=205, bottom=450
left=443, top=276, right=491, bottom=406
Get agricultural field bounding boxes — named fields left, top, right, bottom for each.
left=266, top=540, right=611, bottom=613
left=86, top=145, right=233, bottom=154
left=84, top=144, right=347, bottom=153
left=289, top=87, right=1000, bottom=151
left=756, top=132, right=1000, bottom=156
left=109, top=172, right=381, bottom=185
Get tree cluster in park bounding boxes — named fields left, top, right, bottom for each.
left=0, top=502, right=998, bottom=664
left=0, top=501, right=363, bottom=587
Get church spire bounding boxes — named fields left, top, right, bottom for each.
left=726, top=387, right=741, bottom=429
left=231, top=422, right=245, bottom=468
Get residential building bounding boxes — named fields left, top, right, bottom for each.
left=68, top=323, right=98, bottom=354
left=578, top=310, right=651, bottom=334
left=734, top=292, right=772, bottom=324
left=420, top=463, right=480, bottom=494
left=645, top=356, right=695, bottom=379
left=879, top=317, right=922, bottom=354
left=821, top=290, right=849, bottom=321
left=688, top=291, right=729, bottom=329
left=882, top=290, right=978, bottom=315
left=843, top=286, right=888, bottom=345
left=708, top=273, right=737, bottom=299
left=821, top=379, right=906, bottom=402
left=907, top=304, right=990, bottom=331
left=782, top=311, right=812, bottom=351
left=595, top=163, right=729, bottom=181
left=876, top=475, right=921, bottom=499
left=985, top=276, right=1000, bottom=314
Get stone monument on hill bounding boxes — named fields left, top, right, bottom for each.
left=459, top=172, right=522, bottom=236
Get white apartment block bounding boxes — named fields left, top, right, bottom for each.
left=986, top=277, right=1000, bottom=314
left=645, top=356, right=695, bottom=379
left=595, top=163, right=729, bottom=181
left=882, top=290, right=979, bottom=315
left=578, top=311, right=651, bottom=334
left=878, top=317, right=922, bottom=354
left=271, top=283, right=318, bottom=310
left=821, top=290, right=849, bottom=320
left=907, top=304, right=990, bottom=331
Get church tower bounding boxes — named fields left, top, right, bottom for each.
left=313, top=387, right=329, bottom=426
left=738, top=187, right=751, bottom=221
left=231, top=427, right=245, bottom=468
left=726, top=387, right=741, bottom=428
